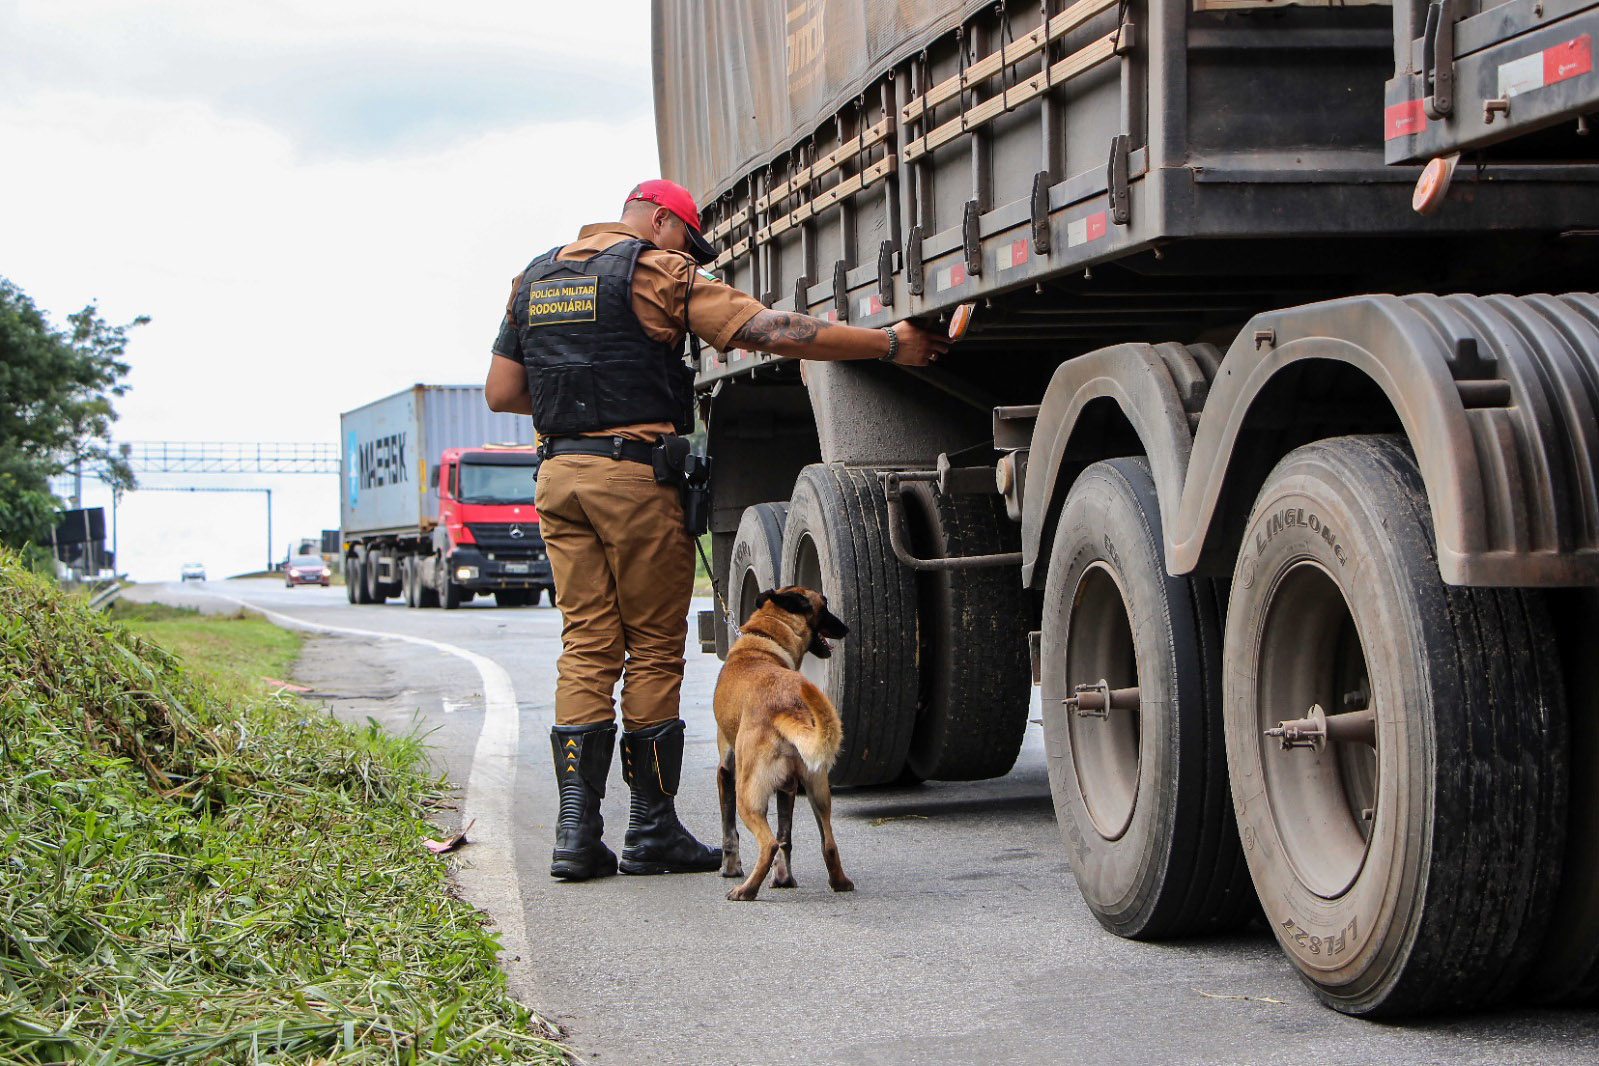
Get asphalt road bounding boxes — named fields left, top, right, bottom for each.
left=124, top=578, right=1599, bottom=1066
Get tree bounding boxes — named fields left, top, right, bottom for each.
left=0, top=276, right=143, bottom=568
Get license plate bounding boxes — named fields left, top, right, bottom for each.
left=503, top=562, right=529, bottom=574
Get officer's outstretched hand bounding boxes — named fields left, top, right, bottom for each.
left=888, top=320, right=955, bottom=366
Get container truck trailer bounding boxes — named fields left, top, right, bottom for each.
left=656, top=0, right=1599, bottom=1016
left=339, top=385, right=552, bottom=609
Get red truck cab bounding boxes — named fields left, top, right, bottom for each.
left=432, top=445, right=552, bottom=607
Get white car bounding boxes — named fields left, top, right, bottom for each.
left=180, top=562, right=206, bottom=582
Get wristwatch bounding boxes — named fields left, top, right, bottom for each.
left=879, top=326, right=900, bottom=363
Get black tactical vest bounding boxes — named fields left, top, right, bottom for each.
left=511, top=238, right=694, bottom=436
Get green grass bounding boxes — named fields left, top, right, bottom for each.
left=0, top=554, right=569, bottom=1064
left=106, top=600, right=301, bottom=694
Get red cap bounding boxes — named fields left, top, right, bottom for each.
left=625, top=179, right=717, bottom=264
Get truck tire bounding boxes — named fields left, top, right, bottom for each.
left=350, top=551, right=375, bottom=604
left=1514, top=587, right=1599, bottom=1005
left=1041, top=458, right=1251, bottom=939
left=417, top=562, right=440, bottom=609
left=401, top=557, right=419, bottom=608
left=728, top=502, right=789, bottom=630
left=900, top=482, right=1031, bottom=782
left=1224, top=435, right=1566, bottom=1016
left=780, top=464, right=918, bottom=787
left=439, top=557, right=464, bottom=610
left=364, top=550, right=388, bottom=604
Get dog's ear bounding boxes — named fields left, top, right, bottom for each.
left=764, top=590, right=812, bottom=615
left=753, top=588, right=776, bottom=611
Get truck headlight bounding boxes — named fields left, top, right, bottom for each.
left=456, top=566, right=479, bottom=580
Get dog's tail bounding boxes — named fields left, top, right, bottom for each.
left=774, top=705, right=843, bottom=776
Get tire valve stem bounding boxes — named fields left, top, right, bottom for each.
left=1065, top=680, right=1141, bottom=718
left=1266, top=704, right=1378, bottom=752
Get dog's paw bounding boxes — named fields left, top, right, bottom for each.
left=829, top=877, right=855, bottom=893
left=726, top=885, right=760, bottom=902
left=770, top=857, right=795, bottom=888
left=720, top=864, right=744, bottom=878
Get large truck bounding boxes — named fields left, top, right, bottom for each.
left=656, top=0, right=1599, bottom=1016
left=339, top=385, right=552, bottom=609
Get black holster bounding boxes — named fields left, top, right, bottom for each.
left=651, top=435, right=713, bottom=536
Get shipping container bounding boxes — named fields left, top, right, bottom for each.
left=340, top=385, right=532, bottom=538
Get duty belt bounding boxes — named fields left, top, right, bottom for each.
left=537, top=435, right=656, bottom=465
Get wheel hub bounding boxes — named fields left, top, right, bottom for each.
left=1255, top=560, right=1379, bottom=898
left=1065, top=563, right=1142, bottom=841
left=1266, top=703, right=1377, bottom=753
left=1067, top=680, right=1142, bottom=719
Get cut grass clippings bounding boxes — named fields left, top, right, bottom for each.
left=0, top=554, right=569, bottom=1064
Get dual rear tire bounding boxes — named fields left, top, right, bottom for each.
left=347, top=551, right=377, bottom=604
left=764, top=466, right=1032, bottom=788
left=1040, top=437, right=1572, bottom=1015
left=401, top=557, right=441, bottom=608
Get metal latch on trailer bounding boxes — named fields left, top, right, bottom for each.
left=1107, top=135, right=1132, bottom=226
left=1422, top=0, right=1462, bottom=118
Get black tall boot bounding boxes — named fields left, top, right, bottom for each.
left=550, top=722, right=617, bottom=881
left=618, top=719, right=722, bottom=874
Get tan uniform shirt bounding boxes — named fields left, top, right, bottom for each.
left=493, top=221, right=764, bottom=440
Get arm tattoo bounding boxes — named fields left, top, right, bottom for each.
left=733, top=309, right=822, bottom=348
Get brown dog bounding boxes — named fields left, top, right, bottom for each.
left=713, top=586, right=854, bottom=902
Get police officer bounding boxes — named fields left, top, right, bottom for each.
left=485, top=179, right=951, bottom=882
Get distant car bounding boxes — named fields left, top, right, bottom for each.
left=283, top=554, right=332, bottom=588
left=180, top=562, right=206, bottom=582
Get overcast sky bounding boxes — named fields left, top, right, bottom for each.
left=1, top=0, right=661, bottom=581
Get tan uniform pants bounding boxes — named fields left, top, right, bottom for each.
left=534, top=454, right=695, bottom=729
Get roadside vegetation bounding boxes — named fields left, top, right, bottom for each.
left=0, top=554, right=568, bottom=1064
left=105, top=600, right=301, bottom=691
left=0, top=276, right=139, bottom=572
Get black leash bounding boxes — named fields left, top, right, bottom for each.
left=693, top=536, right=739, bottom=638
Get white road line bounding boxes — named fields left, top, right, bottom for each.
left=208, top=593, right=530, bottom=979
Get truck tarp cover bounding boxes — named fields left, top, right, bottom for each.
left=653, top=0, right=976, bottom=203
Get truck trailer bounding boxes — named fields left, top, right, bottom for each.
left=339, top=385, right=552, bottom=609
left=656, top=0, right=1599, bottom=1016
